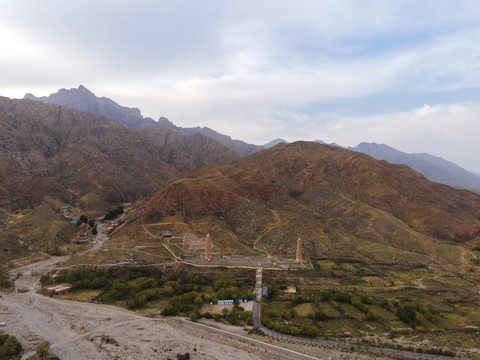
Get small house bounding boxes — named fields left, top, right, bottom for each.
left=217, top=300, right=234, bottom=305
left=45, top=283, right=73, bottom=295
left=286, top=286, right=297, bottom=294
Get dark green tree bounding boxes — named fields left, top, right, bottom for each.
left=0, top=334, right=23, bottom=357
left=397, top=305, right=418, bottom=327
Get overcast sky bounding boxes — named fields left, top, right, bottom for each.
left=1, top=1, right=480, bottom=172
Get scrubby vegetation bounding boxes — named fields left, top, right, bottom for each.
left=24, top=341, right=60, bottom=360
left=261, top=286, right=441, bottom=338
left=0, top=269, right=11, bottom=289
left=40, top=265, right=254, bottom=325
left=103, top=205, right=124, bottom=221
left=260, top=259, right=480, bottom=354
left=37, top=259, right=480, bottom=356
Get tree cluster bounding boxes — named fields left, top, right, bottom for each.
left=103, top=205, right=124, bottom=220
left=0, top=334, right=22, bottom=359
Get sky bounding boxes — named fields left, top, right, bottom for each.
left=1, top=1, right=480, bottom=173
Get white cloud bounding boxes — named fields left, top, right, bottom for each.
left=301, top=102, right=480, bottom=173
left=1, top=1, right=479, bottom=171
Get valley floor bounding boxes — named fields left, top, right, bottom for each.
left=1, top=208, right=478, bottom=360
left=1, top=267, right=390, bottom=360
left=0, top=222, right=391, bottom=360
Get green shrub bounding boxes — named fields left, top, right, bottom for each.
left=396, top=305, right=419, bottom=327
left=0, top=334, right=22, bottom=357
left=310, top=310, right=327, bottom=320
left=104, top=205, right=124, bottom=220
left=189, top=311, right=200, bottom=322
left=161, top=305, right=178, bottom=316
left=300, top=324, right=320, bottom=338
left=36, top=341, right=51, bottom=358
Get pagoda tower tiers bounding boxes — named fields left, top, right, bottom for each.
left=205, top=233, right=212, bottom=261
left=296, top=237, right=302, bottom=263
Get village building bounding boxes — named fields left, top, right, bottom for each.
left=286, top=286, right=297, bottom=294
left=217, top=299, right=234, bottom=305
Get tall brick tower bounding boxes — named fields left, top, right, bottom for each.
left=296, top=237, right=302, bottom=263
left=205, top=233, right=212, bottom=261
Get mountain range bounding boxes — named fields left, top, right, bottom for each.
left=25, top=86, right=263, bottom=156
left=0, top=97, right=237, bottom=210
left=25, top=85, right=157, bottom=128
left=1, top=89, right=480, bottom=272
left=127, top=141, right=480, bottom=270
left=25, top=86, right=480, bottom=192
left=349, top=142, right=480, bottom=191
left=263, top=139, right=480, bottom=191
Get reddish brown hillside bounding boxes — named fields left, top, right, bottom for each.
left=128, top=141, right=480, bottom=268
left=240, top=142, right=480, bottom=243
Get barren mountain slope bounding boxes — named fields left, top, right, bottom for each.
left=25, top=86, right=264, bottom=156
left=135, top=127, right=239, bottom=172
left=25, top=85, right=157, bottom=128
left=350, top=142, right=480, bottom=190
left=0, top=97, right=241, bottom=262
left=0, top=97, right=239, bottom=210
left=0, top=97, right=176, bottom=210
left=127, top=142, right=480, bottom=269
